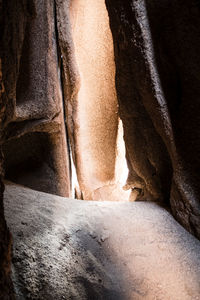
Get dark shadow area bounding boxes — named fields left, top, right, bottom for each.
left=3, top=132, right=60, bottom=195
left=145, top=0, right=200, bottom=172
left=144, top=0, right=200, bottom=236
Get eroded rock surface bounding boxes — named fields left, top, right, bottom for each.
left=4, top=182, right=200, bottom=299
left=0, top=2, right=71, bottom=295
left=105, top=0, right=200, bottom=238
left=56, top=0, right=129, bottom=201
left=0, top=64, right=14, bottom=298
left=1, top=0, right=71, bottom=197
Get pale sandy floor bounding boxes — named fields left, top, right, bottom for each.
left=4, top=182, right=200, bottom=300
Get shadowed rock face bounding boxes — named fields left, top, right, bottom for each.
left=1, top=0, right=71, bottom=198
left=0, top=64, right=14, bottom=299
left=0, top=0, right=70, bottom=297
left=105, top=0, right=200, bottom=239
left=0, top=0, right=30, bottom=297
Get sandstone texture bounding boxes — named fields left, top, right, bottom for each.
left=0, top=0, right=26, bottom=296
left=0, top=64, right=14, bottom=298
left=0, top=2, right=71, bottom=296
left=1, top=0, right=200, bottom=298
left=4, top=182, right=200, bottom=299
left=105, top=0, right=200, bottom=238
left=1, top=0, right=71, bottom=197
left=56, top=0, right=129, bottom=201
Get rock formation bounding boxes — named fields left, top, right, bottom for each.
left=0, top=62, right=14, bottom=299
left=4, top=182, right=200, bottom=299
left=56, top=0, right=130, bottom=201
left=0, top=1, right=71, bottom=297
left=0, top=0, right=200, bottom=298
left=1, top=0, right=71, bottom=197
left=105, top=0, right=200, bottom=238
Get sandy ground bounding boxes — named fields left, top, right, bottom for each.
left=4, top=182, right=200, bottom=299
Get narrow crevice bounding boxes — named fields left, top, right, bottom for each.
left=54, top=1, right=73, bottom=197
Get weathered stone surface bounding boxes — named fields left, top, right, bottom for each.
left=1, top=0, right=71, bottom=197
left=4, top=182, right=200, bottom=299
left=56, top=0, right=130, bottom=201
left=0, top=0, right=30, bottom=296
left=0, top=64, right=14, bottom=299
left=1, top=1, right=200, bottom=298
left=105, top=0, right=200, bottom=238
left=0, top=1, right=71, bottom=295
left=69, top=0, right=119, bottom=199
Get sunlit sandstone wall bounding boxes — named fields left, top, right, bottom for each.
left=68, top=0, right=129, bottom=200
